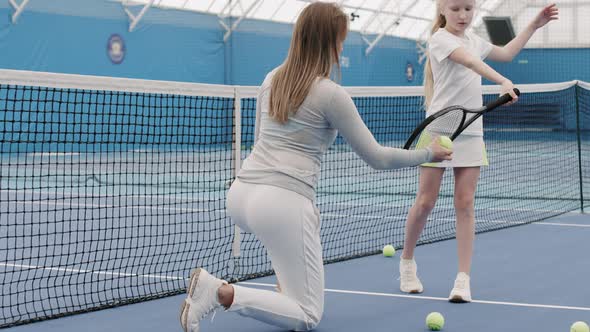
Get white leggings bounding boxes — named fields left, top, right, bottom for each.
left=226, top=179, right=324, bottom=331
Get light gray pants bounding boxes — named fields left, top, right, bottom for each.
left=226, top=179, right=324, bottom=331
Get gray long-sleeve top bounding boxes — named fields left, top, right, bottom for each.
left=237, top=70, right=433, bottom=201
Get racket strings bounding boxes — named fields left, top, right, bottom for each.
left=426, top=109, right=465, bottom=137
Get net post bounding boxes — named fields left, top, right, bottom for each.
left=575, top=81, right=585, bottom=213
left=231, top=88, right=242, bottom=279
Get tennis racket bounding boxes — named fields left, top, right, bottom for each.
left=403, top=88, right=520, bottom=150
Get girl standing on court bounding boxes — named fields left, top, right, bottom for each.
left=180, top=2, right=451, bottom=332
left=399, top=0, right=558, bottom=302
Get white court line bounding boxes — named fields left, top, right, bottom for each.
left=0, top=262, right=183, bottom=281
left=241, top=282, right=590, bottom=312
left=537, top=222, right=590, bottom=228
left=4, top=262, right=589, bottom=312
left=479, top=220, right=590, bottom=228
left=6, top=200, right=225, bottom=214
left=0, top=189, right=214, bottom=202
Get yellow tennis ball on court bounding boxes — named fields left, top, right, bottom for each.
left=571, top=321, right=590, bottom=332
left=382, top=245, right=395, bottom=257
left=426, top=312, right=445, bottom=331
left=439, top=136, right=453, bottom=150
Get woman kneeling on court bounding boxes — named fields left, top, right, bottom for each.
left=179, top=2, right=451, bottom=331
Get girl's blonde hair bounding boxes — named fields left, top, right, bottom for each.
left=269, top=2, right=349, bottom=123
left=424, top=0, right=447, bottom=108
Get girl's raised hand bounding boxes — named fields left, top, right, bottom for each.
left=532, top=4, right=559, bottom=30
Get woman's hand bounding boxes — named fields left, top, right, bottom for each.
left=428, top=138, right=453, bottom=162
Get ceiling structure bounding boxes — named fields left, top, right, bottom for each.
left=10, top=0, right=584, bottom=53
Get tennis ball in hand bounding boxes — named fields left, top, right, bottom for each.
left=438, top=136, right=453, bottom=150
left=426, top=312, right=445, bottom=331
left=382, top=245, right=395, bottom=257
left=571, top=321, right=590, bottom=332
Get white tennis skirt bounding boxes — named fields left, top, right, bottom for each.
left=416, top=130, right=489, bottom=168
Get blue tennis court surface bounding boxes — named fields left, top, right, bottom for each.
left=1, top=66, right=588, bottom=331
left=4, top=212, right=588, bottom=332
left=0, top=0, right=589, bottom=330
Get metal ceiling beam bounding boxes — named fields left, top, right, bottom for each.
left=218, top=0, right=232, bottom=18
left=348, top=0, right=370, bottom=17
left=359, top=0, right=394, bottom=34
left=365, top=0, right=420, bottom=55
left=270, top=0, right=289, bottom=21
left=220, top=0, right=262, bottom=42
left=246, top=0, right=265, bottom=18
left=9, top=0, right=30, bottom=23
left=126, top=0, right=578, bottom=45
left=217, top=0, right=235, bottom=33
left=416, top=39, right=428, bottom=64
left=123, top=0, right=155, bottom=32
left=299, top=0, right=427, bottom=20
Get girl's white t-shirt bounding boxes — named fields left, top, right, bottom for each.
left=428, top=29, right=493, bottom=136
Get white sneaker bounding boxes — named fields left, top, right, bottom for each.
left=399, top=258, right=424, bottom=293
left=180, top=268, right=226, bottom=332
left=449, top=272, right=472, bottom=303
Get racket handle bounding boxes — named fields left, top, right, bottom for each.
left=484, top=88, right=520, bottom=111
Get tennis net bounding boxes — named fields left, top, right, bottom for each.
left=0, top=69, right=588, bottom=327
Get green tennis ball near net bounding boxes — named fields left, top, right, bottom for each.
left=382, top=245, right=395, bottom=257
left=426, top=312, right=445, bottom=331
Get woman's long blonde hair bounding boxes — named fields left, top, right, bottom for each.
left=269, top=2, right=349, bottom=123
left=424, top=0, right=447, bottom=108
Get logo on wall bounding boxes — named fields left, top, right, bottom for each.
left=406, top=62, right=414, bottom=82
left=107, top=34, right=125, bottom=64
